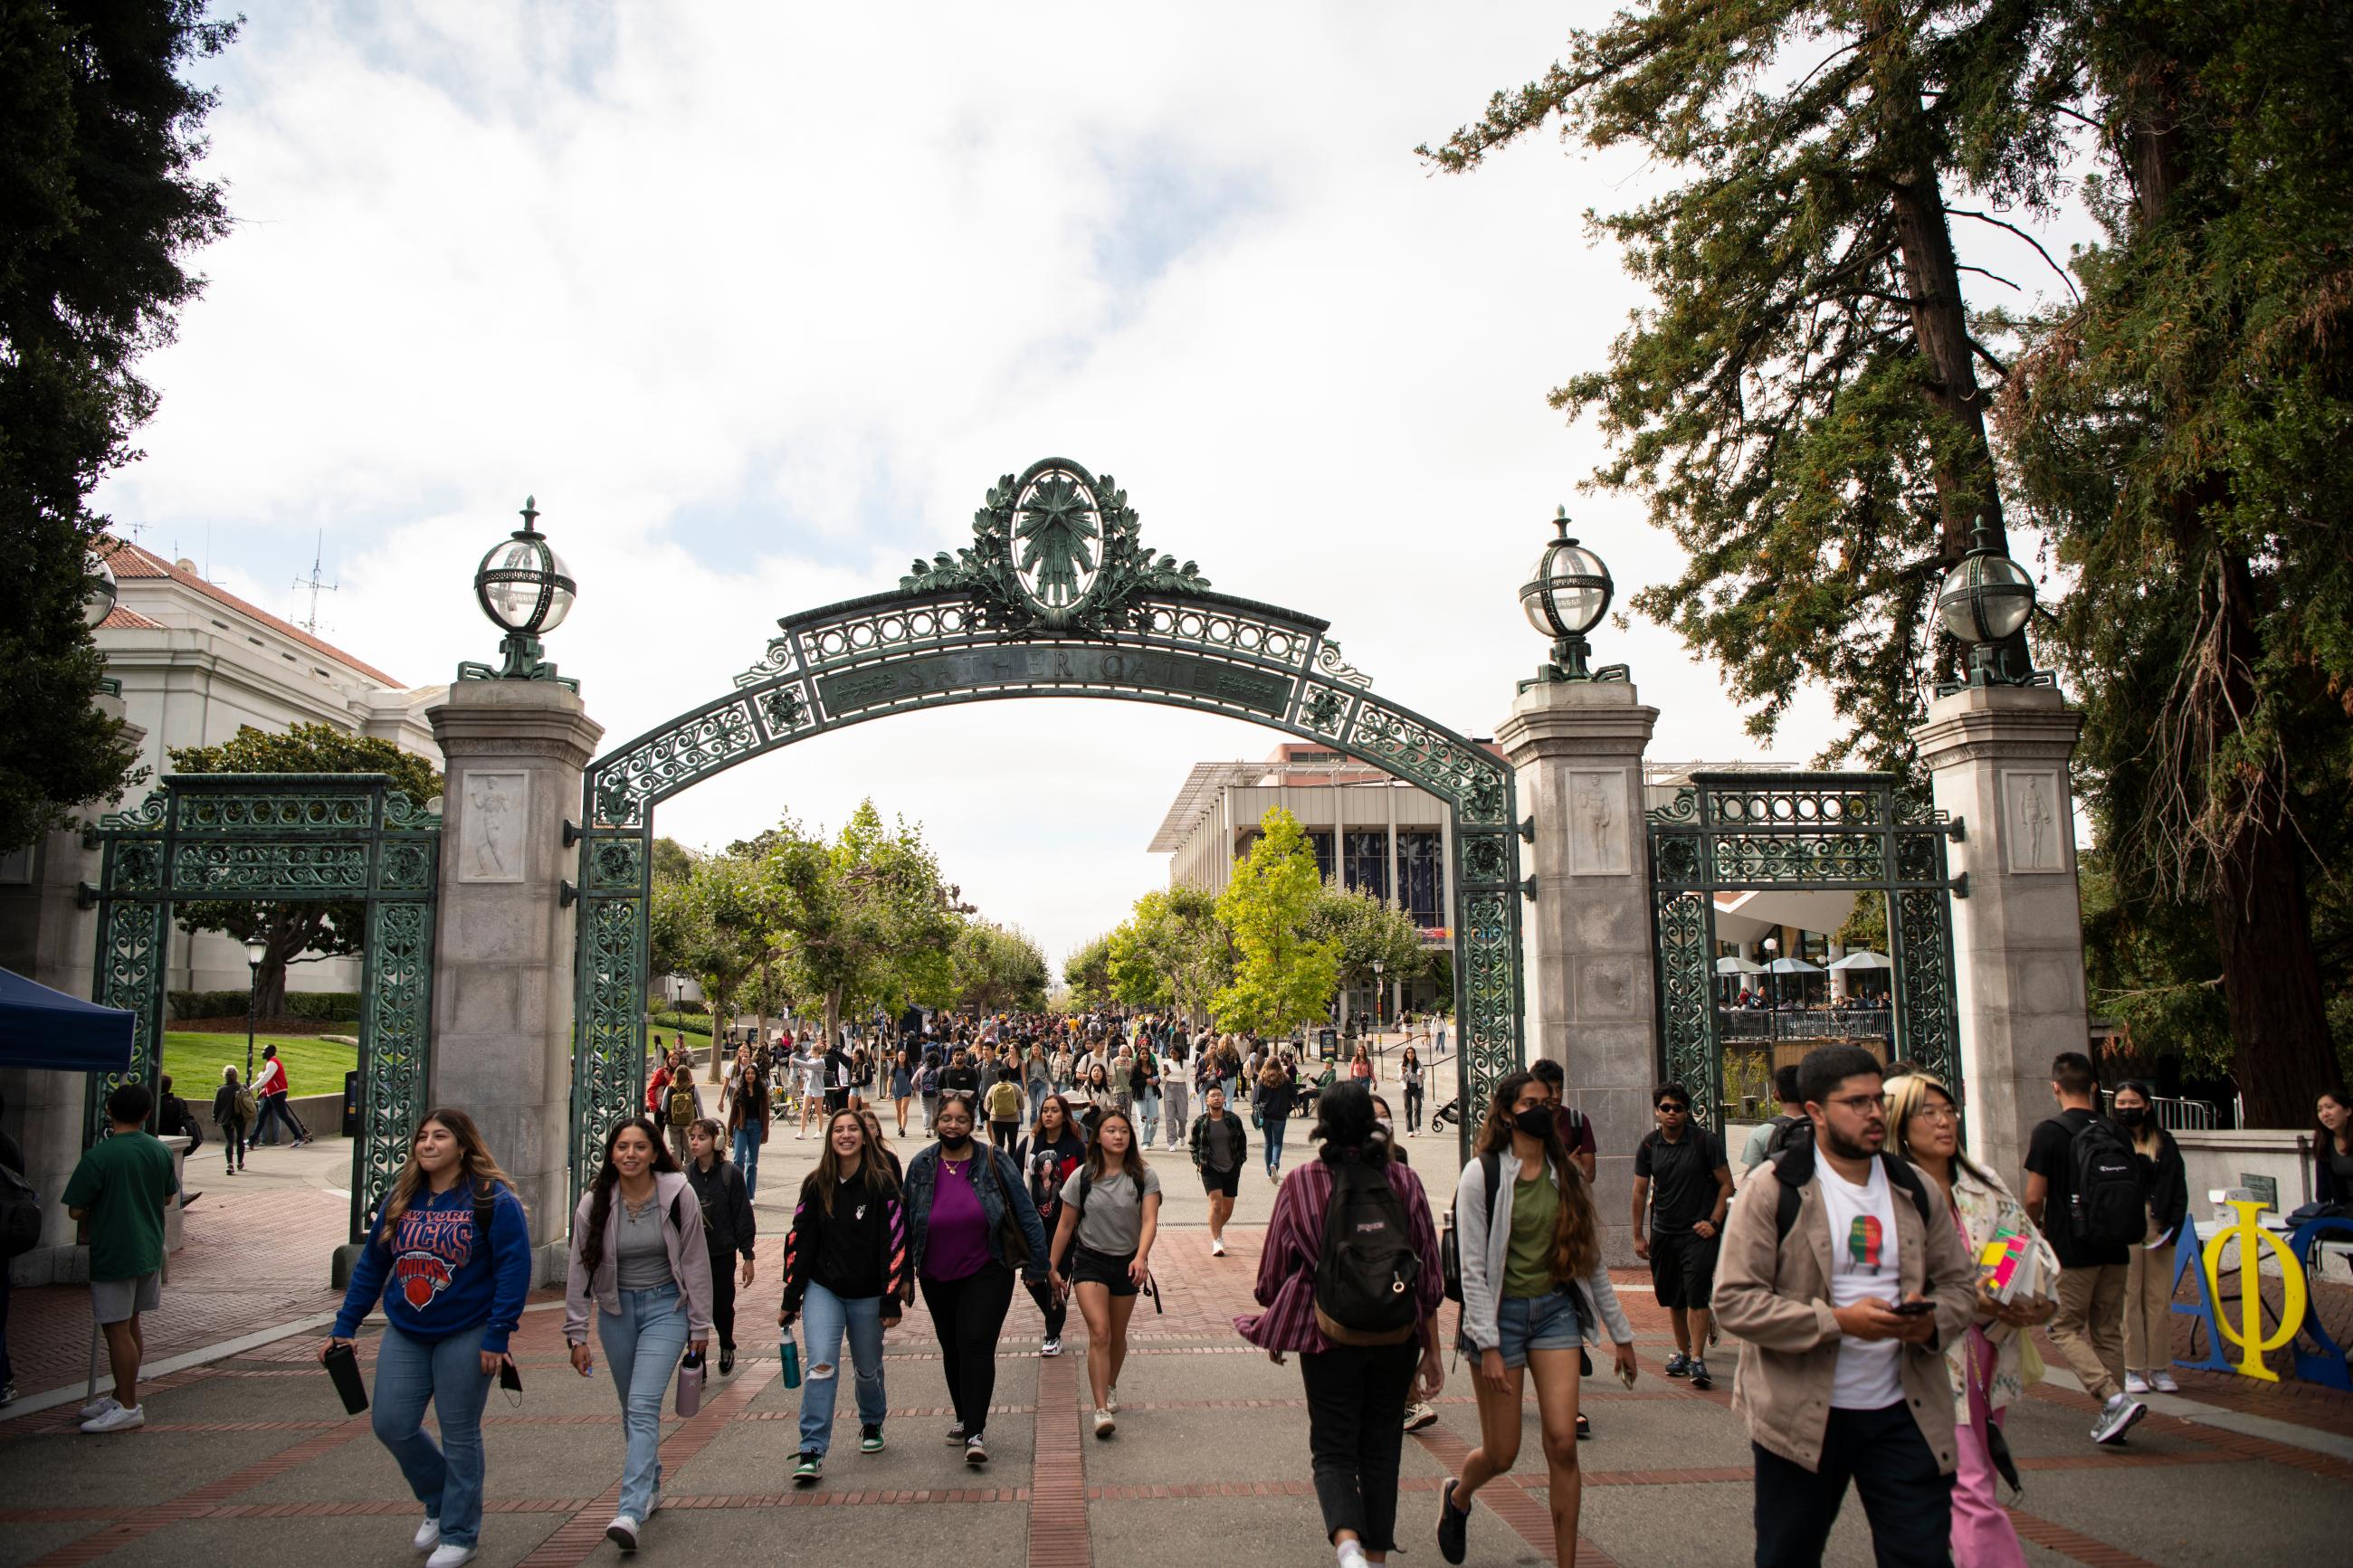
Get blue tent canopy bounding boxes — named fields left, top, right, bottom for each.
left=0, top=966, right=136, bottom=1073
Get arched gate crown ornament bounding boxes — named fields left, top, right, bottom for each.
left=571, top=459, right=1528, bottom=1198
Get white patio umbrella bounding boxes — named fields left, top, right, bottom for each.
left=1766, top=956, right=1823, bottom=974
left=1828, top=950, right=1892, bottom=971
left=1716, top=955, right=1767, bottom=975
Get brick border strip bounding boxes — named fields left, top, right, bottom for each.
left=1409, top=1416, right=1624, bottom=1568
left=2006, top=1509, right=2169, bottom=1568
left=1028, top=1340, right=1090, bottom=1568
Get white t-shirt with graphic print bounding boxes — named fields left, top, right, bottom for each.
left=1821, top=1157, right=1904, bottom=1411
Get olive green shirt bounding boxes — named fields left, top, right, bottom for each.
left=1501, top=1169, right=1561, bottom=1299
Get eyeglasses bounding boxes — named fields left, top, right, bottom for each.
left=1824, top=1094, right=1885, bottom=1113
left=1655, top=1102, right=1689, bottom=1115
left=1909, top=1104, right=1960, bottom=1125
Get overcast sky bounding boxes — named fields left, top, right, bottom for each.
left=96, top=2, right=2082, bottom=973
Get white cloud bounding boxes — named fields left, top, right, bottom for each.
left=96, top=1, right=2043, bottom=967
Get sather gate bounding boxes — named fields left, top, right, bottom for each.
left=568, top=458, right=1526, bottom=1190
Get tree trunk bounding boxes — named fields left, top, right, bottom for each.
left=824, top=986, right=843, bottom=1053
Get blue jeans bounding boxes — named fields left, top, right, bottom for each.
left=371, top=1324, right=493, bottom=1547
left=795, top=1280, right=888, bottom=1455
left=1135, top=1089, right=1160, bottom=1145
left=730, top=1128, right=761, bottom=1199
left=1027, top=1082, right=1050, bottom=1123
left=596, top=1284, right=690, bottom=1520
left=1263, top=1117, right=1288, bottom=1173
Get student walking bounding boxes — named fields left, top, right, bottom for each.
left=1046, top=1109, right=1162, bottom=1437
left=891, top=1049, right=917, bottom=1136
left=794, top=1038, right=827, bottom=1139
left=1019, top=1095, right=1088, bottom=1357
left=779, top=1108, right=905, bottom=1481
left=249, top=1043, right=312, bottom=1147
left=683, top=1120, right=757, bottom=1375
left=1714, top=1045, right=1977, bottom=1568
left=62, top=1082, right=179, bottom=1434
left=1884, top=1069, right=2057, bottom=1568
left=325, top=1108, right=531, bottom=1568
left=901, top=1098, right=1048, bottom=1467
left=1190, top=1086, right=1248, bottom=1257
left=1436, top=1073, right=1638, bottom=1568
left=1739, top=1066, right=1809, bottom=1174
left=1529, top=1060, right=1598, bottom=1183
left=213, top=1065, right=252, bottom=1174
left=726, top=1064, right=770, bottom=1201
left=1239, top=1084, right=1445, bottom=1568
left=1162, top=1041, right=1191, bottom=1150
left=986, top=1072, right=1026, bottom=1154
left=1630, top=1082, right=1733, bottom=1390
left=1398, top=1048, right=1424, bottom=1136
left=1255, top=1063, right=1300, bottom=1181
left=563, top=1117, right=715, bottom=1554
left=2110, top=1080, right=2187, bottom=1396
left=2023, top=1051, right=2148, bottom=1443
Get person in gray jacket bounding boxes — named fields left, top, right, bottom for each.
left=1437, top=1071, right=1637, bottom=1568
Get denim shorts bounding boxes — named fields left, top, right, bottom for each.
left=1462, top=1288, right=1583, bottom=1369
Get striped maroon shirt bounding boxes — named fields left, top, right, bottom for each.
left=1234, top=1155, right=1444, bottom=1354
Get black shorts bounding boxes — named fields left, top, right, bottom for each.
left=1651, top=1228, right=1720, bottom=1310
left=1071, top=1245, right=1138, bottom=1297
left=1202, top=1164, right=1239, bottom=1198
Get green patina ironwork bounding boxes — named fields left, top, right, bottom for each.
left=574, top=458, right=1526, bottom=1195
left=82, top=774, right=440, bottom=1241
left=1645, top=772, right=1962, bottom=1128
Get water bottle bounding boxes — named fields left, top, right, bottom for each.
left=674, top=1350, right=705, bottom=1418
left=780, top=1335, right=802, bottom=1390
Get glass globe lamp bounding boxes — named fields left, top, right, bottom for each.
left=1518, top=508, right=1617, bottom=681
left=469, top=497, right=577, bottom=680
left=1935, top=518, right=2037, bottom=686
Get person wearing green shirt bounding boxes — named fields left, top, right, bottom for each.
left=62, top=1081, right=180, bottom=1434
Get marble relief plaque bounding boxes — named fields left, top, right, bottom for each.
left=2001, top=769, right=2066, bottom=874
left=458, top=771, right=528, bottom=883
left=1566, top=768, right=1632, bottom=876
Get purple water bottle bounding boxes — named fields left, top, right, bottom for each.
left=675, top=1350, right=705, bottom=1418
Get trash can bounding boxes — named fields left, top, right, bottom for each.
left=341, top=1069, right=361, bottom=1137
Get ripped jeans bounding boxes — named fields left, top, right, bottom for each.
left=795, top=1279, right=888, bottom=1457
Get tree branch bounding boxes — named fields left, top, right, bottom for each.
left=1956, top=262, right=2023, bottom=292
left=1942, top=205, right=2081, bottom=301
left=1967, top=334, right=2011, bottom=380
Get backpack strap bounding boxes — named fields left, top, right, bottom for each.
left=1880, top=1153, right=1934, bottom=1229
left=1771, top=1145, right=1931, bottom=1240
left=1480, top=1149, right=1502, bottom=1233
left=473, top=1180, right=498, bottom=1269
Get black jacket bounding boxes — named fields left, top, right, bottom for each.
left=684, top=1156, right=757, bottom=1259
left=2132, top=1124, right=2189, bottom=1238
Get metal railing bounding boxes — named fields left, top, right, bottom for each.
left=1716, top=1007, right=1894, bottom=1043
left=2099, top=1089, right=2218, bottom=1131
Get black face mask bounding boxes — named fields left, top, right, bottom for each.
left=1514, top=1106, right=1554, bottom=1140
left=939, top=1131, right=974, bottom=1152
left=2115, top=1107, right=2147, bottom=1128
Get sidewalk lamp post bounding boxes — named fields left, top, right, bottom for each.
left=243, top=937, right=268, bottom=1082
left=1519, top=507, right=1627, bottom=687
left=1933, top=516, right=2040, bottom=689
left=1372, top=956, right=1386, bottom=1044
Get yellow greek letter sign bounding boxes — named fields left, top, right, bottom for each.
left=2202, top=1199, right=2307, bottom=1383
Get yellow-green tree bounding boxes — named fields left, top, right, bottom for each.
left=1213, top=807, right=1338, bottom=1037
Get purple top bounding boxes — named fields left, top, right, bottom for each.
left=923, top=1155, right=991, bottom=1281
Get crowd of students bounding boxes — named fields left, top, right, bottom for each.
left=288, top=1007, right=2326, bottom=1568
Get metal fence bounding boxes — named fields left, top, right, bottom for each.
left=2099, top=1088, right=2219, bottom=1131
left=1716, top=1007, right=1895, bottom=1043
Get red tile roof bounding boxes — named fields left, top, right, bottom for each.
left=98, top=604, right=164, bottom=630
left=100, top=538, right=406, bottom=688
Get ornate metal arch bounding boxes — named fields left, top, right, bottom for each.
left=81, top=773, right=440, bottom=1241
left=571, top=458, right=1524, bottom=1194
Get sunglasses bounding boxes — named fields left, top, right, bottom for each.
left=1655, top=1102, right=1690, bottom=1114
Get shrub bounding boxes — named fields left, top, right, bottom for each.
left=169, top=989, right=362, bottom=1022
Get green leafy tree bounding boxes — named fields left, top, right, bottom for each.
left=167, top=724, right=441, bottom=1017
left=1063, top=933, right=1115, bottom=1012
left=759, top=802, right=967, bottom=1046
left=1998, top=1, right=2353, bottom=1119
left=1213, top=808, right=1339, bottom=1038
left=1422, top=2, right=2072, bottom=771
left=1107, top=884, right=1232, bottom=1024
left=2, top=3, right=237, bottom=851
left=1305, top=885, right=1428, bottom=1032
left=656, top=843, right=767, bottom=1079
left=952, top=919, right=1050, bottom=1013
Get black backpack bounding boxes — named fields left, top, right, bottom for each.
left=2065, top=1114, right=2147, bottom=1250
left=1762, top=1114, right=1810, bottom=1160
left=1440, top=1151, right=1502, bottom=1304
left=0, top=1159, right=41, bottom=1259
left=1312, top=1155, right=1422, bottom=1345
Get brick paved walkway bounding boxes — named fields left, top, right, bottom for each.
left=5, top=1154, right=2348, bottom=1568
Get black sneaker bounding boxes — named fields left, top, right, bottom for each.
left=1576, top=1411, right=1591, bottom=1440
left=1437, top=1478, right=1470, bottom=1566
left=1663, top=1353, right=1692, bottom=1378
left=965, top=1433, right=989, bottom=1467
left=1689, top=1358, right=1713, bottom=1392
left=719, top=1347, right=736, bottom=1376
left=945, top=1422, right=967, bottom=1444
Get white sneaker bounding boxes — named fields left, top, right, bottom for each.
left=80, top=1403, right=144, bottom=1434
left=79, top=1395, right=120, bottom=1421
left=646, top=1489, right=661, bottom=1518
left=2151, top=1371, right=2180, bottom=1393
left=1104, top=1387, right=1118, bottom=1413
left=413, top=1515, right=442, bottom=1550
left=605, top=1516, right=641, bottom=1552
left=1093, top=1408, right=1116, bottom=1439
left=424, top=1546, right=475, bottom=1568
left=2091, top=1393, right=2148, bottom=1445
left=1210, top=1237, right=1225, bottom=1256
left=2124, top=1372, right=2150, bottom=1395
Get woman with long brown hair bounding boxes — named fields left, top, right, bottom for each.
left=323, top=1109, right=531, bottom=1568
left=563, top=1117, right=714, bottom=1554
left=1019, top=1093, right=1088, bottom=1356
left=1437, top=1072, right=1636, bottom=1568
left=1046, top=1107, right=1162, bottom=1437
left=779, top=1108, right=905, bottom=1481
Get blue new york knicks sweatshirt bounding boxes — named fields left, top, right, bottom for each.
left=334, top=1181, right=534, bottom=1354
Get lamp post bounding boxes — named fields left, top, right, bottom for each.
left=1762, top=936, right=1780, bottom=1013
left=1372, top=956, right=1386, bottom=1048
left=243, top=937, right=268, bottom=1084
left=1519, top=508, right=1627, bottom=687
left=82, top=549, right=118, bottom=628
left=459, top=496, right=578, bottom=683
left=1933, top=516, right=2040, bottom=690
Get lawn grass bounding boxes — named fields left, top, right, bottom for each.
left=164, top=1031, right=358, bottom=1099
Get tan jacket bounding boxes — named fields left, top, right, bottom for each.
left=1714, top=1146, right=1978, bottom=1474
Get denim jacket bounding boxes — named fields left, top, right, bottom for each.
left=900, top=1142, right=1048, bottom=1287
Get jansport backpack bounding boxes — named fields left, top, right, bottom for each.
left=1312, top=1156, right=1422, bottom=1345
left=2067, top=1114, right=2147, bottom=1250
left=667, top=1081, right=697, bottom=1126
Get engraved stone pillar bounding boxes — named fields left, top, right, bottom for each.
left=419, top=679, right=602, bottom=1284
left=1498, top=679, right=1660, bottom=1266
left=1912, top=684, right=2088, bottom=1185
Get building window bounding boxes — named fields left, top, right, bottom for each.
left=1399, top=830, right=1443, bottom=927
left=1342, top=831, right=1389, bottom=899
